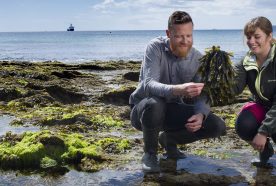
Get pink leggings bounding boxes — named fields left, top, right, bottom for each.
left=235, top=102, right=266, bottom=141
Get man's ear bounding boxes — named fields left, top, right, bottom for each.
left=166, top=30, right=170, bottom=38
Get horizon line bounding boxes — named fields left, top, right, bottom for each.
left=0, top=28, right=248, bottom=33
left=1, top=25, right=275, bottom=33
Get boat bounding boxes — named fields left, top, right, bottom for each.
left=67, top=24, right=74, bottom=31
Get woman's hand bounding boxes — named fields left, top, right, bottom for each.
left=252, top=133, right=267, bottom=152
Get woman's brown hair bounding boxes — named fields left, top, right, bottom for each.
left=244, top=16, right=276, bottom=43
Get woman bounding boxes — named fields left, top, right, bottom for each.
left=234, top=16, right=276, bottom=167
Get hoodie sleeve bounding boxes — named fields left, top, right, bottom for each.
left=232, top=59, right=247, bottom=95
left=142, top=40, right=174, bottom=97
left=192, top=73, right=210, bottom=117
left=258, top=94, right=276, bottom=136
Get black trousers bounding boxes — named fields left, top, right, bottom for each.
left=235, top=109, right=276, bottom=142
left=130, top=97, right=226, bottom=153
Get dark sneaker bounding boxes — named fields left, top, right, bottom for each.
left=251, top=139, right=274, bottom=168
left=159, top=132, right=186, bottom=160
left=260, top=140, right=274, bottom=163
left=162, top=148, right=186, bottom=160
left=142, top=153, right=160, bottom=173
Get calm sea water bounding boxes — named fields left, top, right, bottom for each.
left=0, top=30, right=269, bottom=64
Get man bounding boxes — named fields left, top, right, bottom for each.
left=129, top=11, right=226, bottom=173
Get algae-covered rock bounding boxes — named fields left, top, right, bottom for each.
left=0, top=88, right=24, bottom=102
left=90, top=115, right=123, bottom=128
left=39, top=135, right=65, bottom=147
left=101, top=85, right=136, bottom=105
left=95, top=138, right=131, bottom=153
left=40, top=156, right=58, bottom=169
left=0, top=129, right=133, bottom=172
left=45, top=85, right=87, bottom=104
left=123, top=71, right=139, bottom=82
left=0, top=131, right=103, bottom=170
left=0, top=61, right=139, bottom=173
left=51, top=70, right=83, bottom=79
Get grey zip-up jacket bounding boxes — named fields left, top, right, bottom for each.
left=129, top=36, right=210, bottom=117
left=234, top=43, right=276, bottom=136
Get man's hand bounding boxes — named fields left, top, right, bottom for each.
left=173, top=82, right=204, bottom=97
left=185, top=113, right=204, bottom=132
left=252, top=133, right=267, bottom=152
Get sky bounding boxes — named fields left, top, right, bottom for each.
left=0, top=0, right=276, bottom=32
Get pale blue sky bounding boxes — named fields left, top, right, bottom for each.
left=1, top=0, right=276, bottom=32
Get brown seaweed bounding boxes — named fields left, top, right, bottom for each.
left=198, top=46, right=236, bottom=106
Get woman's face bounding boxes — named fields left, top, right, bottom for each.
left=246, top=27, right=272, bottom=56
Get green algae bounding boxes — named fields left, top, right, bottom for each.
left=1, top=104, right=124, bottom=128
left=16, top=79, right=29, bottom=86
left=91, top=115, right=123, bottom=128
left=59, top=132, right=99, bottom=160
left=95, top=138, right=131, bottom=153
left=216, top=113, right=236, bottom=128
left=0, top=131, right=101, bottom=170
left=0, top=130, right=132, bottom=171
left=40, top=156, right=58, bottom=168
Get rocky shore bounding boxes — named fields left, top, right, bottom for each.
left=0, top=60, right=275, bottom=185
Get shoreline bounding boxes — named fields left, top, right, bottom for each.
left=0, top=59, right=143, bottom=64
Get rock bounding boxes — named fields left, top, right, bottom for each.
left=51, top=70, right=82, bottom=79
left=101, top=86, right=136, bottom=105
left=39, top=135, right=65, bottom=147
left=0, top=88, right=24, bottom=101
left=45, top=85, right=87, bottom=104
left=123, top=71, right=139, bottom=81
left=40, top=156, right=58, bottom=169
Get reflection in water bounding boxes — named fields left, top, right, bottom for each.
left=0, top=115, right=40, bottom=136
left=143, top=155, right=249, bottom=186
left=1, top=154, right=276, bottom=185
left=0, top=169, right=143, bottom=186
left=254, top=155, right=276, bottom=186
left=176, top=156, right=241, bottom=176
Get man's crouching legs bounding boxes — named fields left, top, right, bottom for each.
left=130, top=97, right=166, bottom=172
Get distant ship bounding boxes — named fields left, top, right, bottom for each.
left=67, top=24, right=74, bottom=31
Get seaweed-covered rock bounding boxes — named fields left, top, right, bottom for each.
left=40, top=156, right=58, bottom=169
left=41, top=114, right=92, bottom=126
left=39, top=135, right=65, bottom=147
left=0, top=70, right=49, bottom=81
left=101, top=86, right=136, bottom=105
left=0, top=131, right=103, bottom=170
left=123, top=71, right=139, bottom=82
left=0, top=88, right=24, bottom=101
left=51, top=70, right=83, bottom=79
left=45, top=85, right=87, bottom=104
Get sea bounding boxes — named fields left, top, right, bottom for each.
left=0, top=29, right=262, bottom=64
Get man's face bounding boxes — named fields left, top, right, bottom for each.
left=166, top=22, right=193, bottom=58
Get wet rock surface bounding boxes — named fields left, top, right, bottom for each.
left=0, top=60, right=275, bottom=185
